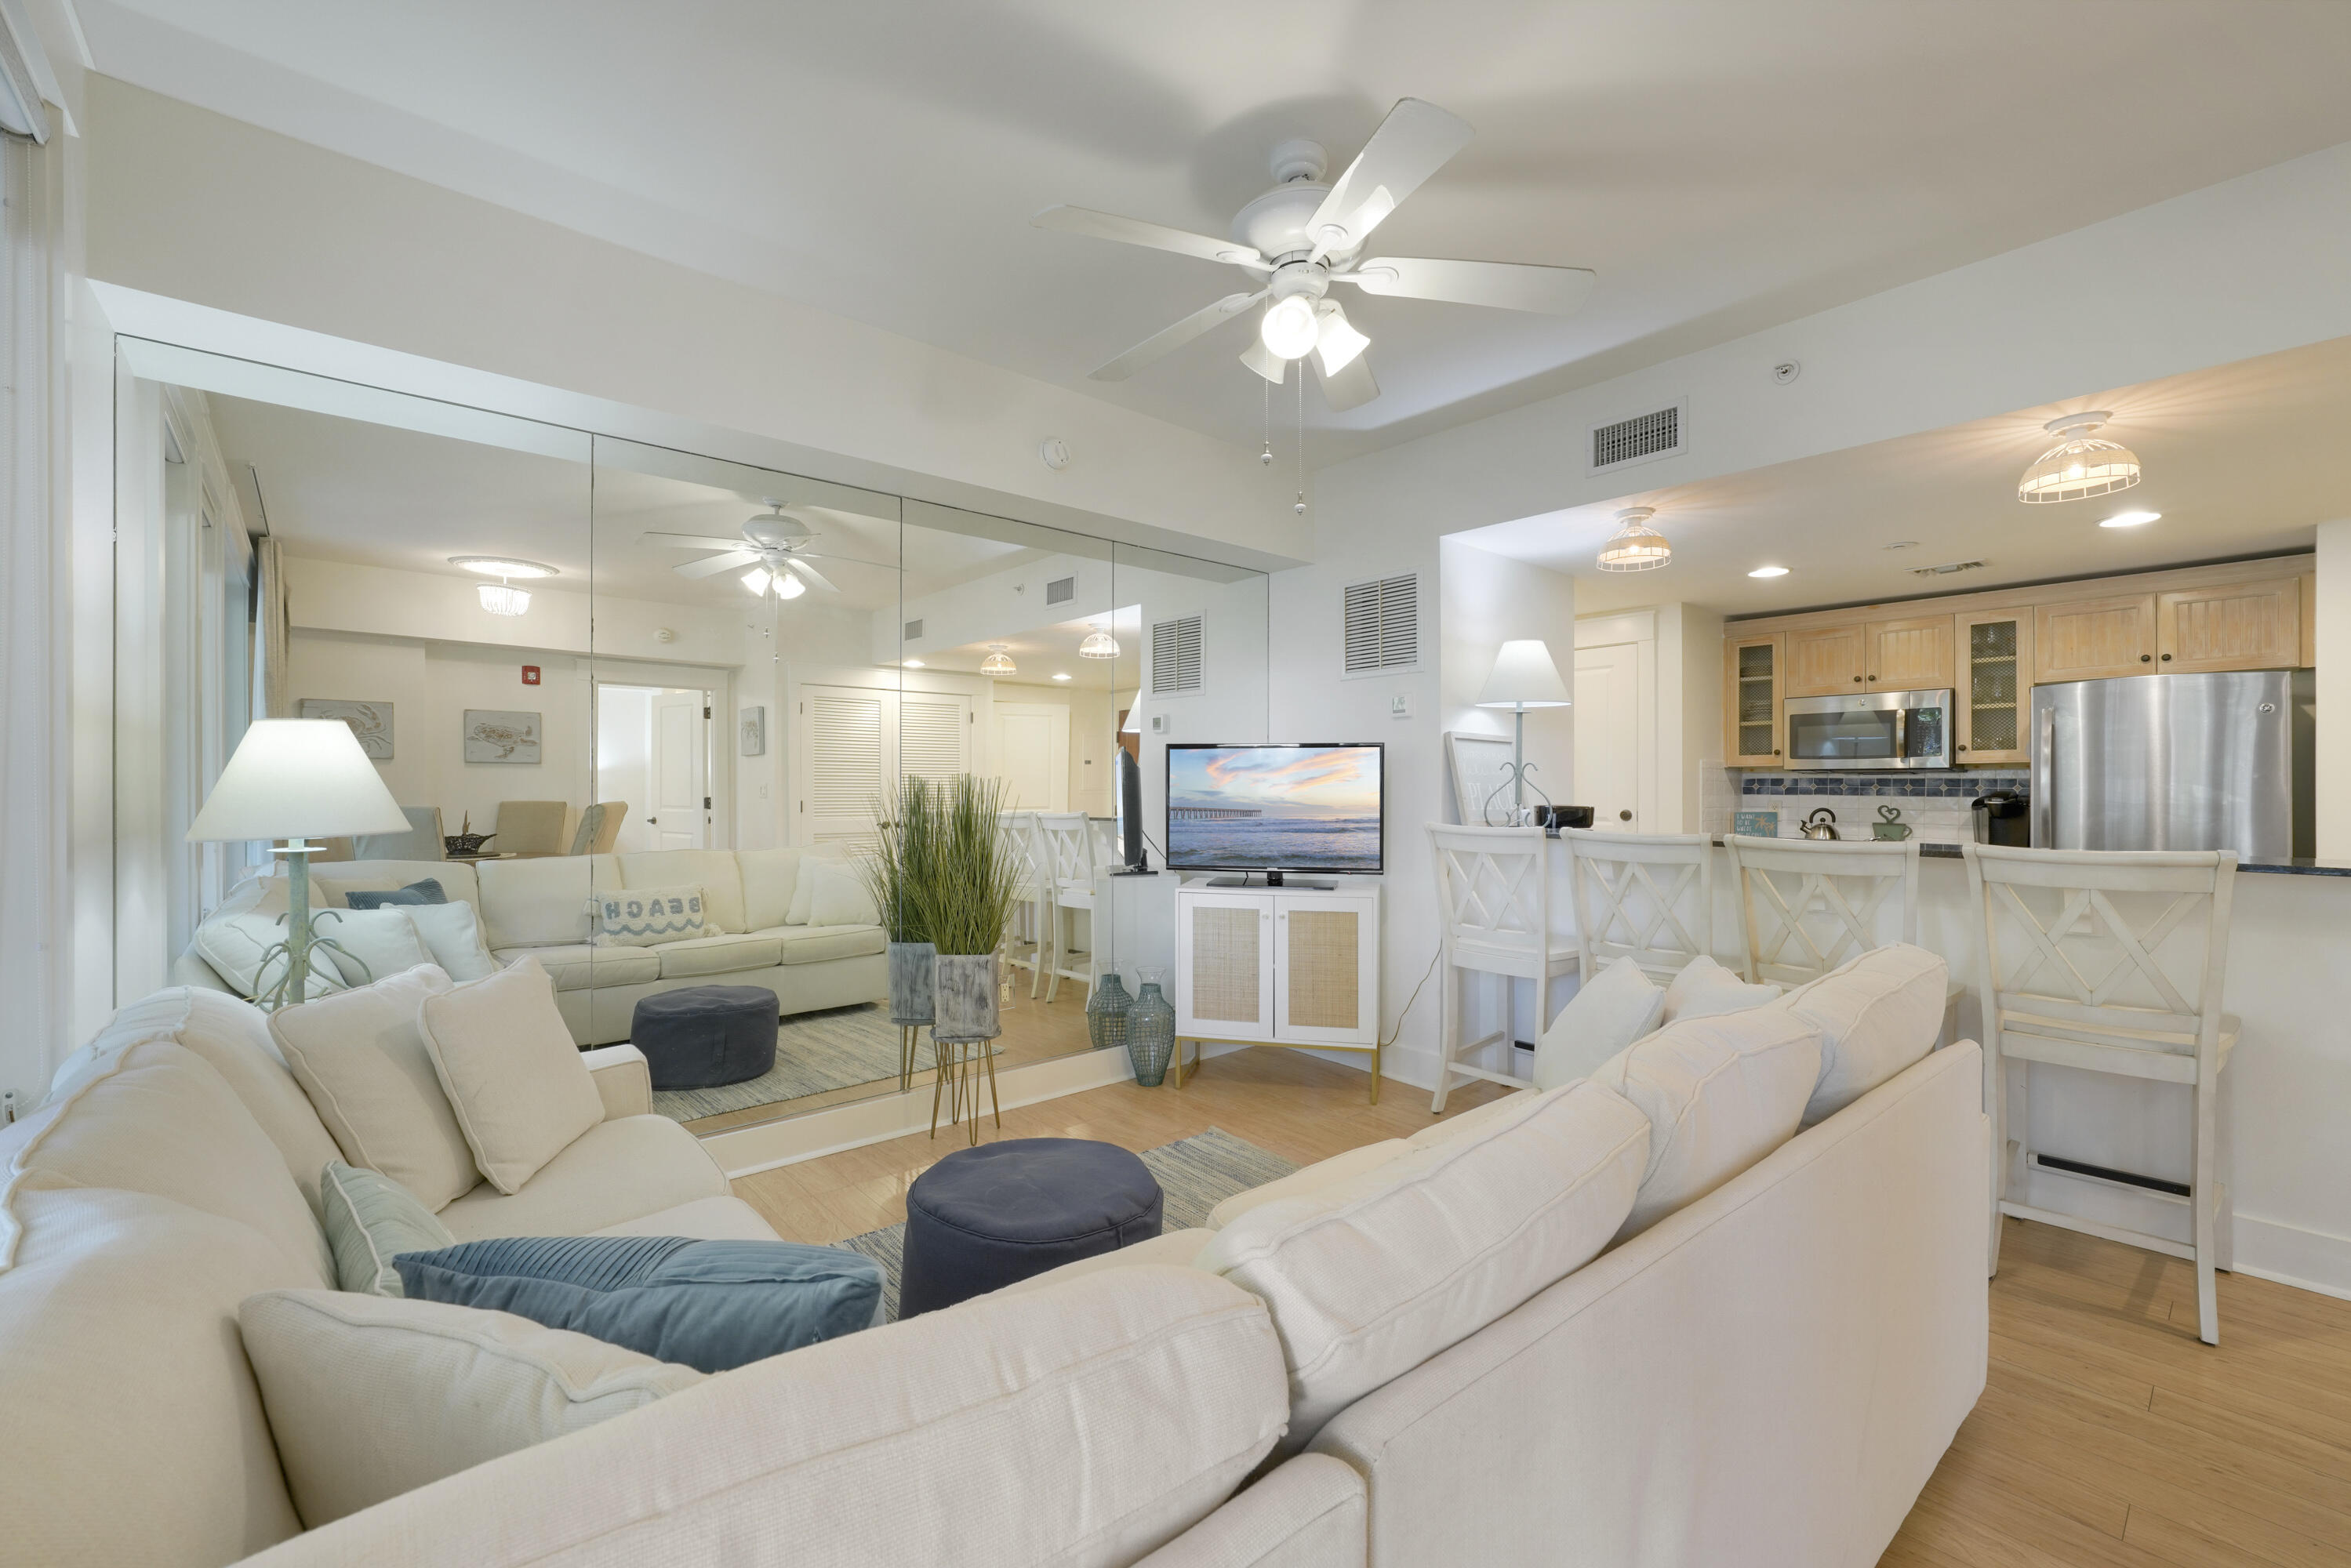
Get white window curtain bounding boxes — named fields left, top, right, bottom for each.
left=255, top=532, right=289, bottom=718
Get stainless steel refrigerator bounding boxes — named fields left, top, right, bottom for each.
left=2031, top=669, right=2314, bottom=859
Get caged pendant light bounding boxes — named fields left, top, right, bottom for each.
left=2018, top=412, right=2140, bottom=504
left=1078, top=622, right=1120, bottom=659
left=1596, top=506, right=1672, bottom=572
left=979, top=643, right=1016, bottom=675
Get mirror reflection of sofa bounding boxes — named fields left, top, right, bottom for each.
left=176, top=846, right=888, bottom=1045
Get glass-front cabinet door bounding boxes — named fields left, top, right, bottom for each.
left=1956, top=610, right=2032, bottom=766
left=1723, top=633, right=1783, bottom=767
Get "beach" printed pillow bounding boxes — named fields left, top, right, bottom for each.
left=590, top=886, right=708, bottom=948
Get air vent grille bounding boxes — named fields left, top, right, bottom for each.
left=1590, top=405, right=1684, bottom=472
left=1045, top=575, right=1074, bottom=604
left=903, top=619, right=924, bottom=641
left=1151, top=615, right=1203, bottom=695
left=1911, top=560, right=1987, bottom=577
left=1343, top=574, right=1419, bottom=674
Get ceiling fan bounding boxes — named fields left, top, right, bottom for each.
left=642, top=503, right=853, bottom=600
left=1033, top=98, right=1596, bottom=412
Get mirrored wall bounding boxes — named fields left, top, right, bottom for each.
left=112, top=340, right=1269, bottom=1134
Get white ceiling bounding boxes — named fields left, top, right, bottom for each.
left=1462, top=332, right=2351, bottom=617
left=84, top=0, right=2351, bottom=457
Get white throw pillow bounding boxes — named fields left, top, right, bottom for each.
left=269, top=964, right=478, bottom=1210
left=805, top=858, right=881, bottom=927
left=401, top=901, right=499, bottom=983
left=417, top=959, right=605, bottom=1195
left=1778, top=942, right=1949, bottom=1124
left=1531, top=956, right=1664, bottom=1089
left=1661, top=954, right=1782, bottom=1023
left=314, top=907, right=436, bottom=989
left=191, top=912, right=347, bottom=1002
left=240, top=1288, right=705, bottom=1527
left=1197, top=1080, right=1648, bottom=1453
left=1591, top=1005, right=1823, bottom=1241
left=589, top=885, right=708, bottom=948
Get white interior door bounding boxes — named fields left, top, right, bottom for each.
left=650, top=691, right=709, bottom=849
left=1575, top=643, right=1644, bottom=831
left=995, top=702, right=1070, bottom=810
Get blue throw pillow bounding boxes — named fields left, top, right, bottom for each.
left=345, top=878, right=449, bottom=910
left=392, top=1236, right=885, bottom=1372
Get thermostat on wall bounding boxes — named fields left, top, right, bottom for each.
left=521, top=665, right=541, bottom=685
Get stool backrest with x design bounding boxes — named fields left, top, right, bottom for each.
left=1426, top=824, right=1558, bottom=980
left=1033, top=812, right=1097, bottom=898
left=1723, top=836, right=1922, bottom=988
left=1560, top=829, right=1716, bottom=982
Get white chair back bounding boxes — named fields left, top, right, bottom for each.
left=1034, top=811, right=1096, bottom=894
left=1723, top=836, right=1921, bottom=988
left=1426, top=824, right=1554, bottom=980
left=999, top=811, right=1046, bottom=897
left=1561, top=829, right=1715, bottom=982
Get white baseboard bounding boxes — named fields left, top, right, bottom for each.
left=2231, top=1213, right=2351, bottom=1302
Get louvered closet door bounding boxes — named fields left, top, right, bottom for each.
left=1274, top=895, right=1379, bottom=1047
left=799, top=687, right=889, bottom=848
left=899, top=692, right=972, bottom=789
left=1176, top=892, right=1274, bottom=1041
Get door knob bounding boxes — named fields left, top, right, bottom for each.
left=1619, top=810, right=1633, bottom=822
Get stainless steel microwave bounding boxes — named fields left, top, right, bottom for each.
left=1781, top=689, right=1952, bottom=770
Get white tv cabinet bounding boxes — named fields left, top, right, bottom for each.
left=1170, top=878, right=1383, bottom=1102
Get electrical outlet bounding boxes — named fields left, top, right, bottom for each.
left=1390, top=692, right=1414, bottom=720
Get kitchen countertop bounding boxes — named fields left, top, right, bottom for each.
left=1703, top=837, right=2351, bottom=877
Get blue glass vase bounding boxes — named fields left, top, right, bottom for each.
left=1125, top=969, right=1176, bottom=1088
left=1086, top=971, right=1132, bottom=1054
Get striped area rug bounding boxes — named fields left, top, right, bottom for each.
left=650, top=1003, right=992, bottom=1123
left=838, top=1127, right=1299, bottom=1321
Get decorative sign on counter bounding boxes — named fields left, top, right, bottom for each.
left=1733, top=810, right=1779, bottom=838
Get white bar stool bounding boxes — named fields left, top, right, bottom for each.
left=1560, top=829, right=1715, bottom=984
left=1426, top=824, right=1575, bottom=1113
left=1964, top=843, right=2240, bottom=1345
left=1032, top=811, right=1099, bottom=1004
left=999, top=811, right=1049, bottom=998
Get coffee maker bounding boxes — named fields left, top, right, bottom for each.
left=1972, top=789, right=2029, bottom=847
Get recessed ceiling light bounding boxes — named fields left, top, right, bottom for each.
left=1747, top=565, right=1790, bottom=579
left=902, top=659, right=925, bottom=669
left=449, top=555, right=557, bottom=579
left=1052, top=672, right=1072, bottom=681
left=2099, top=510, right=2162, bottom=528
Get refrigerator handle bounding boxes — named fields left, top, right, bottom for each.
left=2033, top=702, right=2054, bottom=848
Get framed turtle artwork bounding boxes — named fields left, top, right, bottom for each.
left=463, top=709, right=542, bottom=764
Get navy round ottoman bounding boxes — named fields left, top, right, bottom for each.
left=630, top=985, right=778, bottom=1090
left=896, top=1138, right=1164, bottom=1318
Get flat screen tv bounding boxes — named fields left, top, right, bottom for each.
left=1165, top=743, right=1384, bottom=876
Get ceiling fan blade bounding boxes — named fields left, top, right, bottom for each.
left=798, top=550, right=900, bottom=572
left=1239, top=336, right=1288, bottom=386
left=674, top=550, right=759, bottom=579
left=643, top=532, right=755, bottom=552
left=1089, top=291, right=1268, bottom=382
left=1343, top=256, right=1597, bottom=316
left=1314, top=350, right=1380, bottom=413
left=779, top=556, right=839, bottom=595
left=1307, top=99, right=1473, bottom=261
left=1032, top=205, right=1268, bottom=270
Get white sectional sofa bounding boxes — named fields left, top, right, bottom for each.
left=175, top=845, right=888, bottom=1046
left=6, top=944, right=1987, bottom=1567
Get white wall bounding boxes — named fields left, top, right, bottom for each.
left=1658, top=603, right=1725, bottom=833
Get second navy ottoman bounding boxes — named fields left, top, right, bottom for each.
left=896, top=1138, right=1164, bottom=1318
left=630, top=985, right=778, bottom=1090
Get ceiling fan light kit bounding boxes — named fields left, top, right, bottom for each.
left=1597, top=506, right=1673, bottom=573
left=477, top=582, right=531, bottom=616
left=645, top=502, right=852, bottom=601
left=2018, top=411, right=2142, bottom=503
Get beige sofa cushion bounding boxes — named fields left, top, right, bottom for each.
left=438, top=1114, right=731, bottom=1241
left=235, top=1267, right=1289, bottom=1568
left=1208, top=1141, right=1411, bottom=1229
left=494, top=943, right=661, bottom=991
left=1593, top=1006, right=1823, bottom=1241
left=270, top=964, right=480, bottom=1212
left=419, top=960, right=606, bottom=1196
left=623, top=849, right=748, bottom=933
left=1406, top=1089, right=1536, bottom=1152
left=657, top=931, right=787, bottom=978
left=774, top=923, right=888, bottom=964
left=1777, top=943, right=1949, bottom=1124
left=474, top=854, right=619, bottom=950
left=242, top=1289, right=705, bottom=1527
left=737, top=847, right=806, bottom=930
left=60, top=988, right=343, bottom=1215
left=1197, top=1080, right=1649, bottom=1452
left=996, top=1228, right=1215, bottom=1295
left=589, top=1194, right=782, bottom=1241
left=191, top=912, right=347, bottom=1002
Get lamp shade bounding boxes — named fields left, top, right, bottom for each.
left=1473, top=641, right=1572, bottom=709
left=186, top=720, right=410, bottom=842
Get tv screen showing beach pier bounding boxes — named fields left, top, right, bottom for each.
left=1165, top=745, right=1383, bottom=872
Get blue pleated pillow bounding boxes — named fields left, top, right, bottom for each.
left=391, top=1236, right=886, bottom=1372
left=343, top=879, right=449, bottom=910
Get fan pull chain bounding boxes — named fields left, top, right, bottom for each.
left=1260, top=372, right=1274, bottom=466
left=1294, top=369, right=1306, bottom=514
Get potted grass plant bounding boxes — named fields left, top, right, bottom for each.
left=863, top=777, right=942, bottom=1089
left=918, top=773, right=1023, bottom=1043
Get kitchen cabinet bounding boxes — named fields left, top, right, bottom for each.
left=1723, top=633, right=1784, bottom=766
left=1865, top=615, right=1957, bottom=691
left=1786, top=625, right=1866, bottom=696
left=1955, top=611, right=2032, bottom=765
left=2035, top=593, right=2157, bottom=683
left=2156, top=577, right=2300, bottom=673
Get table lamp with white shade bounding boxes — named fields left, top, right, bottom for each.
left=185, top=719, right=409, bottom=1007
left=1473, top=639, right=1572, bottom=826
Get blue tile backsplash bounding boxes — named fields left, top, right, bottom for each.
left=1739, top=772, right=2027, bottom=798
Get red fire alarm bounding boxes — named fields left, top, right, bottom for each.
left=521, top=665, right=541, bottom=685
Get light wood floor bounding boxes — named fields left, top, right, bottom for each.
left=730, top=1058, right=2351, bottom=1563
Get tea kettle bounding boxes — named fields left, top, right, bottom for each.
left=1800, top=807, right=1840, bottom=841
